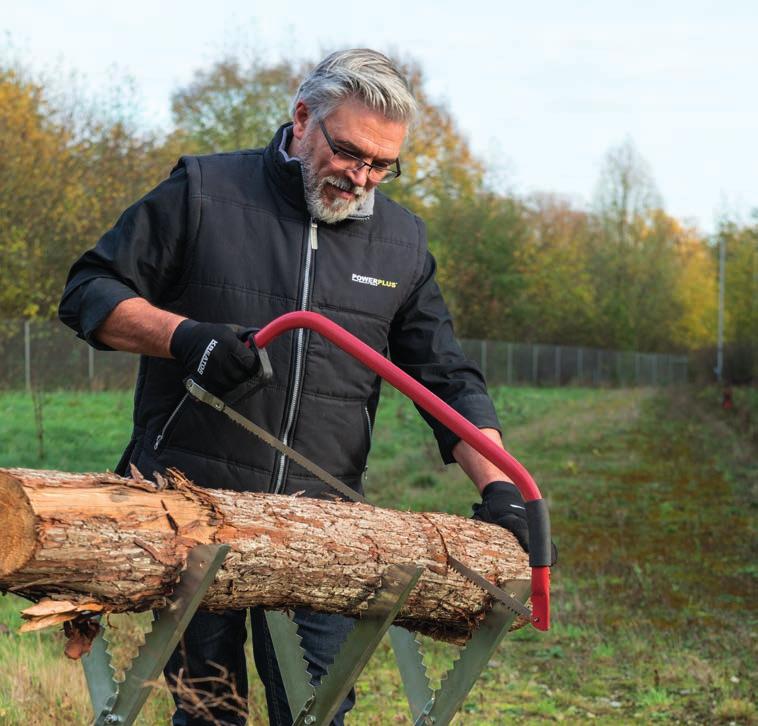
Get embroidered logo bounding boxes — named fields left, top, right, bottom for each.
left=197, top=339, right=218, bottom=374
left=351, top=273, right=398, bottom=289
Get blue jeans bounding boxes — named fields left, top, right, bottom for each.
left=164, top=607, right=356, bottom=726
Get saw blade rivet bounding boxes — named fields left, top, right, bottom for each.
left=104, top=715, right=120, bottom=724
left=304, top=716, right=317, bottom=724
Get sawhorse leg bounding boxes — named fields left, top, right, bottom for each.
left=267, top=563, right=423, bottom=726
left=391, top=580, right=531, bottom=725
left=82, top=544, right=230, bottom=726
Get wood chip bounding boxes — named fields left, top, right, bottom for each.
left=20, top=612, right=76, bottom=632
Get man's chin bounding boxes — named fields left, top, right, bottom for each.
left=302, top=171, right=365, bottom=223
left=315, top=203, right=354, bottom=224
left=313, top=193, right=362, bottom=224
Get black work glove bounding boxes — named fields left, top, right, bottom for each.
left=472, top=480, right=558, bottom=565
left=170, top=320, right=260, bottom=396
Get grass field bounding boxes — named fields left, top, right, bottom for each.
left=0, top=384, right=755, bottom=724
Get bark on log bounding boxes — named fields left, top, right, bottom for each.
left=0, top=467, right=530, bottom=643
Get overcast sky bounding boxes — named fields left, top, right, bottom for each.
left=4, top=0, right=757, bottom=233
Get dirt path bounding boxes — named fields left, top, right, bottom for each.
left=506, top=388, right=653, bottom=450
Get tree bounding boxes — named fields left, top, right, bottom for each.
left=514, top=194, right=596, bottom=345
left=0, top=68, right=83, bottom=319
left=717, top=216, right=758, bottom=344
left=0, top=65, right=177, bottom=320
left=171, top=57, right=302, bottom=153
left=593, top=137, right=661, bottom=247
left=715, top=215, right=758, bottom=380
left=670, top=223, right=718, bottom=349
left=588, top=140, right=681, bottom=350
left=428, top=192, right=529, bottom=340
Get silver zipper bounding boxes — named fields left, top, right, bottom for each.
left=273, top=219, right=318, bottom=492
left=363, top=405, right=372, bottom=483
left=154, top=393, right=189, bottom=450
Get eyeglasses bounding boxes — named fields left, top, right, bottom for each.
left=318, top=120, right=401, bottom=183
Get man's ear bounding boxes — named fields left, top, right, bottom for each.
left=292, top=101, right=310, bottom=141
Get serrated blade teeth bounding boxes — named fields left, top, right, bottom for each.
left=100, top=620, right=120, bottom=683
left=282, top=611, right=312, bottom=674
left=428, top=638, right=463, bottom=692
left=266, top=610, right=316, bottom=717
left=409, top=635, right=433, bottom=690
left=103, top=611, right=156, bottom=684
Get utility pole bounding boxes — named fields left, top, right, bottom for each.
left=715, top=232, right=726, bottom=383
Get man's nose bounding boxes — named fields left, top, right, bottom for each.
left=346, top=164, right=371, bottom=187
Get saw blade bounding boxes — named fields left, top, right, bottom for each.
left=81, top=617, right=120, bottom=717
left=428, top=593, right=527, bottom=726
left=265, top=610, right=315, bottom=718
left=297, top=564, right=422, bottom=726
left=389, top=626, right=434, bottom=719
left=111, top=612, right=153, bottom=683
left=448, top=556, right=532, bottom=621
left=186, top=379, right=365, bottom=504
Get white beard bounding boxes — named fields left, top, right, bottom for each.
left=300, top=140, right=367, bottom=224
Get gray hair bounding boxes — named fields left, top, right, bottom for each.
left=292, top=49, right=417, bottom=125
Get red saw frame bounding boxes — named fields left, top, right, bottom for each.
left=254, top=311, right=551, bottom=630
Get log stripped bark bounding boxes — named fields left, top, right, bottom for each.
left=0, top=468, right=530, bottom=643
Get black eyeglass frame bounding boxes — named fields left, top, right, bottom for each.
left=317, top=120, right=402, bottom=183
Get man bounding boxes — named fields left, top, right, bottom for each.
left=60, top=49, right=533, bottom=726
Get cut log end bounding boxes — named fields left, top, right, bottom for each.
left=0, top=470, right=37, bottom=577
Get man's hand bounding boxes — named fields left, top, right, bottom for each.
left=472, top=480, right=558, bottom=564
left=472, top=480, right=529, bottom=549
left=170, top=320, right=260, bottom=396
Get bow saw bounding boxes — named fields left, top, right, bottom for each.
left=190, top=311, right=552, bottom=627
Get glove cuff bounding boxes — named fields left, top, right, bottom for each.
left=481, top=480, right=522, bottom=500
left=169, top=319, right=198, bottom=359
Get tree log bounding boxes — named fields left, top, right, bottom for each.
left=0, top=467, right=530, bottom=643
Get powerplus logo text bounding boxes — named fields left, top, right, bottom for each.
left=351, top=273, right=398, bottom=288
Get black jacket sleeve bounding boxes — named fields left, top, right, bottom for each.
left=58, top=164, right=190, bottom=349
left=388, top=248, right=501, bottom=463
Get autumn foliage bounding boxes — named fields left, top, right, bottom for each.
left=1, top=57, right=754, bottom=365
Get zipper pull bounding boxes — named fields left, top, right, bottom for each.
left=153, top=434, right=163, bottom=450
left=310, top=220, right=318, bottom=250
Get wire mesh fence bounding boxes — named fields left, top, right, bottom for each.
left=0, top=319, right=688, bottom=391
left=0, top=319, right=139, bottom=391
left=459, top=340, right=689, bottom=386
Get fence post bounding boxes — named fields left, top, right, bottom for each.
left=507, top=343, right=513, bottom=385
left=577, top=348, right=583, bottom=383
left=555, top=346, right=561, bottom=385
left=24, top=319, right=31, bottom=392
left=89, top=346, right=95, bottom=389
left=652, top=355, right=658, bottom=386
left=532, top=345, right=539, bottom=385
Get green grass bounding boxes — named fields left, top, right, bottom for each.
left=0, top=391, right=133, bottom=470
left=1, top=385, right=756, bottom=724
